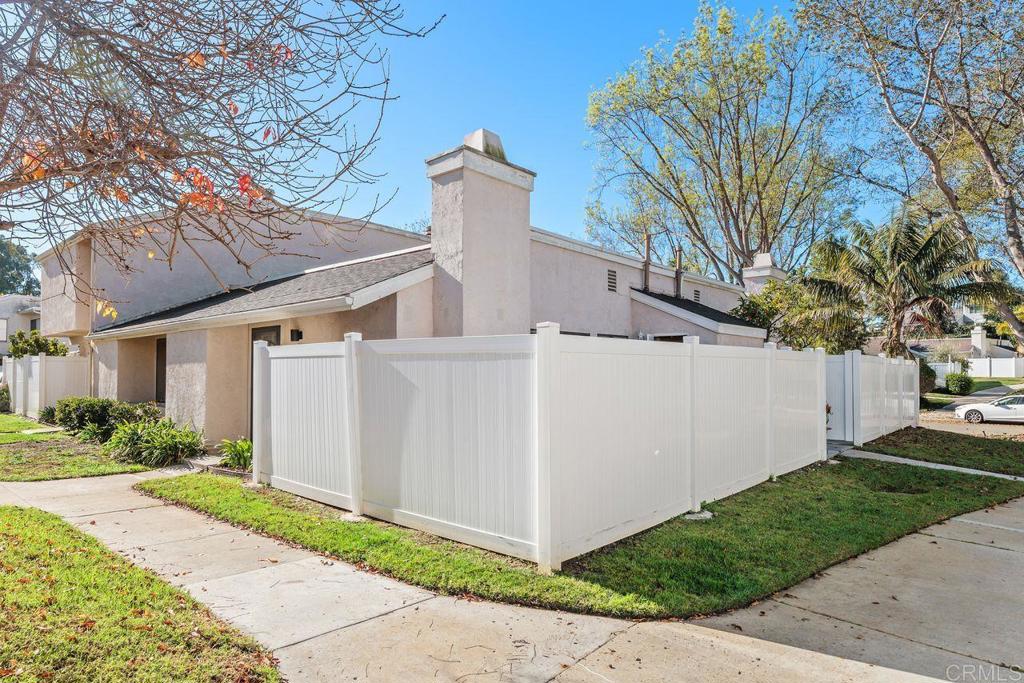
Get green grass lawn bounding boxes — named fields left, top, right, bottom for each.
left=0, top=505, right=279, bottom=682
left=968, top=377, right=1022, bottom=393
left=921, top=377, right=1022, bottom=410
left=921, top=392, right=957, bottom=410
left=864, top=426, right=1024, bottom=476
left=137, top=462, right=1024, bottom=619
left=0, top=413, right=51, bottom=433
left=0, top=437, right=148, bottom=481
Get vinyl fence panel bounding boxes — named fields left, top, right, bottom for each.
left=828, top=352, right=919, bottom=446
left=547, top=334, right=693, bottom=563
left=265, top=343, right=353, bottom=509
left=357, top=335, right=537, bottom=558
left=254, top=328, right=830, bottom=571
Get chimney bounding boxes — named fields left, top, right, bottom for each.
left=642, top=233, right=651, bottom=292
left=971, top=325, right=989, bottom=357
left=741, top=252, right=787, bottom=294
left=673, top=246, right=683, bottom=299
left=426, top=129, right=536, bottom=336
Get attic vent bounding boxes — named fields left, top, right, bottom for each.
left=607, top=269, right=618, bottom=292
left=693, top=289, right=701, bottom=303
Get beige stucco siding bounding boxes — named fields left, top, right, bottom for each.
left=93, top=340, right=118, bottom=399
left=530, top=239, right=744, bottom=337
left=40, top=240, right=92, bottom=337
left=165, top=329, right=208, bottom=430
left=629, top=299, right=719, bottom=344
left=204, top=326, right=250, bottom=442
left=396, top=278, right=433, bottom=338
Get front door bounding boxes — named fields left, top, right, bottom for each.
left=155, top=338, right=167, bottom=403
left=249, top=326, right=281, bottom=436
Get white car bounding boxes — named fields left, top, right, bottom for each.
left=954, top=395, right=1024, bottom=423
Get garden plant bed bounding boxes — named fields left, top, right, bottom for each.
left=0, top=437, right=147, bottom=482
left=137, top=460, right=1024, bottom=619
left=0, top=505, right=280, bottom=682
left=205, top=464, right=251, bottom=480
left=864, top=426, right=1024, bottom=477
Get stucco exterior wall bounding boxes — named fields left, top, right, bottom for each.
left=529, top=238, right=744, bottom=337
left=165, top=329, right=208, bottom=430
left=0, top=295, right=39, bottom=355
left=116, top=337, right=157, bottom=403
left=629, top=299, right=719, bottom=344
left=40, top=240, right=92, bottom=337
left=93, top=340, right=118, bottom=399
left=396, top=278, right=433, bottom=338
left=204, top=325, right=250, bottom=442
left=717, top=332, right=765, bottom=348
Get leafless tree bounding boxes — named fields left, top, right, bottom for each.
left=0, top=0, right=438, bottom=308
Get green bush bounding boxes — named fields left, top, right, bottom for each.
left=945, top=372, right=974, bottom=396
left=9, top=330, right=68, bottom=359
left=0, top=383, right=9, bottom=413
left=53, top=397, right=160, bottom=441
left=105, top=419, right=205, bottom=467
left=919, top=362, right=937, bottom=395
left=77, top=422, right=107, bottom=444
left=38, top=405, right=56, bottom=424
left=218, top=438, right=252, bottom=471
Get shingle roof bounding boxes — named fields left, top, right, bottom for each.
left=96, top=248, right=433, bottom=334
left=633, top=288, right=759, bottom=328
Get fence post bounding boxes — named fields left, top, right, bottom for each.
left=37, top=353, right=46, bottom=416
left=20, top=357, right=29, bottom=417
left=251, top=341, right=272, bottom=485
left=684, top=335, right=701, bottom=511
left=897, top=357, right=905, bottom=427
left=816, top=348, right=826, bottom=459
left=851, top=351, right=864, bottom=446
left=913, top=359, right=920, bottom=428
left=535, top=322, right=561, bottom=574
left=764, top=342, right=777, bottom=478
left=343, top=332, right=364, bottom=516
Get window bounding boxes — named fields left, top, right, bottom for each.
left=29, top=318, right=39, bottom=332
left=693, top=289, right=701, bottom=303
left=607, top=269, right=618, bottom=292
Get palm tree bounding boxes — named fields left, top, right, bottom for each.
left=805, top=213, right=1012, bottom=357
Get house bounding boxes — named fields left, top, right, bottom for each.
left=864, top=325, right=1016, bottom=359
left=0, top=294, right=41, bottom=356
left=38, top=129, right=772, bottom=442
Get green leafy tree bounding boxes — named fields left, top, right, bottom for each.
left=731, top=278, right=867, bottom=354
left=587, top=2, right=852, bottom=284
left=805, top=213, right=1011, bottom=357
left=0, top=239, right=39, bottom=295
left=799, top=0, right=1024, bottom=347
left=9, top=330, right=68, bottom=359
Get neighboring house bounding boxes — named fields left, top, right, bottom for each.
left=38, top=129, right=772, bottom=442
left=865, top=325, right=1015, bottom=359
left=0, top=294, right=40, bottom=356
left=952, top=300, right=987, bottom=326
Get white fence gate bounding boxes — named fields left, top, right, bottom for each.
left=826, top=351, right=918, bottom=445
left=253, top=326, right=827, bottom=571
left=3, top=354, right=90, bottom=419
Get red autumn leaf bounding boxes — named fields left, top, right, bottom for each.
left=182, top=52, right=206, bottom=69
left=227, top=100, right=240, bottom=117
left=238, top=173, right=252, bottom=194
left=262, top=127, right=273, bottom=142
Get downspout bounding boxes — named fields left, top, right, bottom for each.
left=642, top=233, right=651, bottom=292
left=674, top=246, right=683, bottom=299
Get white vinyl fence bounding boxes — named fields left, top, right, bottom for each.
left=930, top=357, right=1024, bottom=384
left=825, top=351, right=919, bottom=445
left=252, top=326, right=827, bottom=571
left=3, top=354, right=90, bottom=419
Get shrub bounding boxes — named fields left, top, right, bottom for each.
left=919, top=362, right=936, bottom=395
left=77, top=422, right=107, bottom=443
left=945, top=372, right=974, bottom=396
left=9, top=330, right=68, bottom=359
left=0, top=383, right=9, bottom=413
left=39, top=405, right=56, bottom=424
left=54, top=397, right=160, bottom=441
left=218, top=438, right=252, bottom=471
left=105, top=419, right=205, bottom=467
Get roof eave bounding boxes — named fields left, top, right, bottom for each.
left=630, top=289, right=766, bottom=339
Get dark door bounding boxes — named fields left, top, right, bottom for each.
left=155, top=338, right=167, bottom=403
left=249, top=326, right=280, bottom=437
left=251, top=326, right=281, bottom=346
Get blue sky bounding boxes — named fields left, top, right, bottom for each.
left=346, top=0, right=795, bottom=239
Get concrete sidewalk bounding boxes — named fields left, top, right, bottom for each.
left=2, top=469, right=1021, bottom=681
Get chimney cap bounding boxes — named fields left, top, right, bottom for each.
left=463, top=129, right=507, bottom=162
left=751, top=252, right=775, bottom=268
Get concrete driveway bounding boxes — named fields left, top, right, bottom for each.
left=2, top=470, right=1022, bottom=682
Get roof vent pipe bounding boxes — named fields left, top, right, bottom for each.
left=642, top=233, right=651, bottom=292
left=674, top=246, right=683, bottom=299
